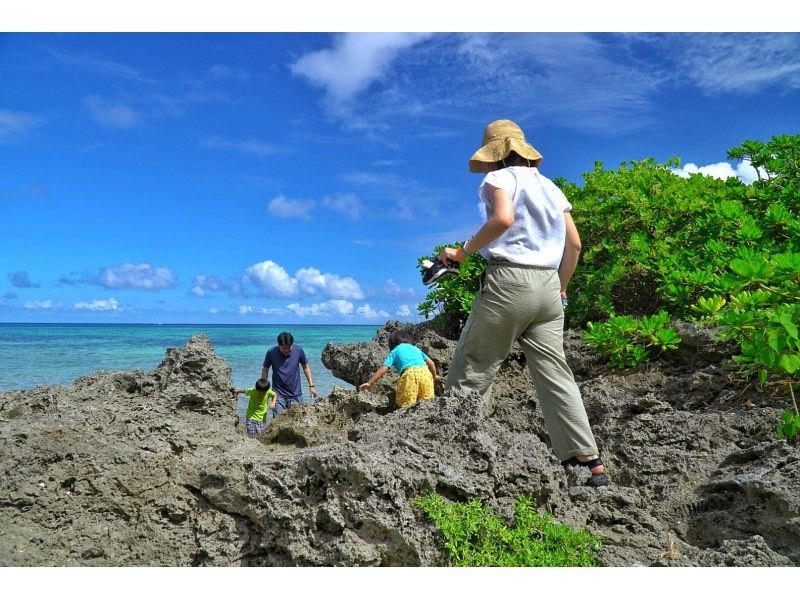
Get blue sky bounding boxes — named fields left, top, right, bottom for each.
left=2, top=20, right=799, bottom=323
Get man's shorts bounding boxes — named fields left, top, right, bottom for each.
left=395, top=364, right=434, bottom=408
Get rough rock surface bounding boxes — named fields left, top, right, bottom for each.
left=1, top=326, right=797, bottom=566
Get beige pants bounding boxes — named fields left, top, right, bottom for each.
left=445, top=262, right=598, bottom=461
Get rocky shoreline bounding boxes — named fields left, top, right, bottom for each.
left=1, top=321, right=797, bottom=566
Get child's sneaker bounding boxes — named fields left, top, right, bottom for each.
left=421, top=258, right=459, bottom=286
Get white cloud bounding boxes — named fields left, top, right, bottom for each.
left=98, top=263, right=176, bottom=290
left=357, top=303, right=390, bottom=319
left=665, top=33, right=800, bottom=95
left=245, top=260, right=365, bottom=300
left=286, top=299, right=355, bottom=318
left=290, top=33, right=431, bottom=113
left=209, top=308, right=219, bottom=314
left=321, top=192, right=364, bottom=219
left=296, top=268, right=364, bottom=300
left=245, top=260, right=298, bottom=298
left=267, top=194, right=314, bottom=220
left=670, top=158, right=764, bottom=184
left=202, top=136, right=280, bottom=157
left=208, top=65, right=251, bottom=82
left=238, top=304, right=254, bottom=315
left=190, top=275, right=226, bottom=297
left=384, top=279, right=417, bottom=298
left=84, top=96, right=143, bottom=128
left=396, top=304, right=412, bottom=317
left=48, top=48, right=154, bottom=83
left=24, top=300, right=55, bottom=309
left=0, top=109, right=43, bottom=142
left=74, top=298, right=121, bottom=311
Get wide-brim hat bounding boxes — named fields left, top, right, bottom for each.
left=468, top=119, right=543, bottom=173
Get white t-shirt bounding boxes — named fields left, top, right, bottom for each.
left=477, top=166, right=572, bottom=268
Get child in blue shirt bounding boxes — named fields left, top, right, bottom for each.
left=359, top=330, right=437, bottom=408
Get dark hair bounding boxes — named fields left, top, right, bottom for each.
left=493, top=150, right=533, bottom=171
left=255, top=378, right=270, bottom=392
left=277, top=331, right=294, bottom=347
left=388, top=329, right=413, bottom=350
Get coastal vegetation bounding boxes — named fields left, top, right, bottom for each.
left=418, top=134, right=800, bottom=440
left=414, top=493, right=601, bottom=566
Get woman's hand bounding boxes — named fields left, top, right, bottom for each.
left=439, top=246, right=466, bottom=266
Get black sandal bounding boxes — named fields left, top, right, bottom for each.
left=561, top=456, right=610, bottom=487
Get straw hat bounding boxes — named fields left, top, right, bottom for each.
left=468, top=119, right=543, bottom=173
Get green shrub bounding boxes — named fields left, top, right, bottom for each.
left=414, top=493, right=601, bottom=566
left=583, top=311, right=681, bottom=369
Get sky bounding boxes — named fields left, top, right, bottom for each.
left=1, top=4, right=799, bottom=324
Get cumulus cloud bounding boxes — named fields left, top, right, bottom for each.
left=321, top=192, right=364, bottom=220
left=671, top=158, right=765, bottom=184
left=24, top=300, right=54, bottom=309
left=8, top=270, right=39, bottom=288
left=244, top=260, right=364, bottom=300
left=239, top=305, right=254, bottom=315
left=74, top=298, right=121, bottom=311
left=396, top=304, right=412, bottom=317
left=245, top=261, right=298, bottom=298
left=267, top=194, right=314, bottom=219
left=286, top=299, right=355, bottom=318
left=0, top=108, right=43, bottom=142
left=296, top=268, right=364, bottom=300
left=357, top=303, right=390, bottom=319
left=96, top=263, right=177, bottom=290
left=290, top=33, right=431, bottom=114
left=84, top=96, right=143, bottom=128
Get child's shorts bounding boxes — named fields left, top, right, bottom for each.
left=246, top=418, right=268, bottom=437
left=396, top=364, right=434, bottom=408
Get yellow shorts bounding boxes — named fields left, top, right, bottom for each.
left=395, top=365, right=434, bottom=408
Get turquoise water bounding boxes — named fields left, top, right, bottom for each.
left=0, top=323, right=377, bottom=403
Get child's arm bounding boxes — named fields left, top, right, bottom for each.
left=358, top=365, right=389, bottom=391
left=268, top=391, right=277, bottom=411
left=425, top=357, right=437, bottom=379
left=231, top=388, right=242, bottom=397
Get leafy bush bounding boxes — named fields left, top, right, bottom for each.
left=583, top=311, right=681, bottom=369
left=414, top=493, right=601, bottom=566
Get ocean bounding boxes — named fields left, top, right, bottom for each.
left=0, top=323, right=379, bottom=418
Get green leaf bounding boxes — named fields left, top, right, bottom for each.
left=778, top=354, right=800, bottom=374
left=779, top=313, right=799, bottom=340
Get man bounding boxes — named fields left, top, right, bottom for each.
left=261, top=331, right=318, bottom=416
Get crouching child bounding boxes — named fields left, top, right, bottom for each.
left=359, top=330, right=437, bottom=408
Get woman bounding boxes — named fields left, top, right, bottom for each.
left=439, top=119, right=608, bottom=487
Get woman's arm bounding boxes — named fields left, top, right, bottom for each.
left=558, top=211, right=582, bottom=296
left=439, top=185, right=514, bottom=264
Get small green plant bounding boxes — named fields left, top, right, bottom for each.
left=777, top=410, right=800, bottom=442
left=582, top=311, right=681, bottom=369
left=414, top=493, right=601, bottom=566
